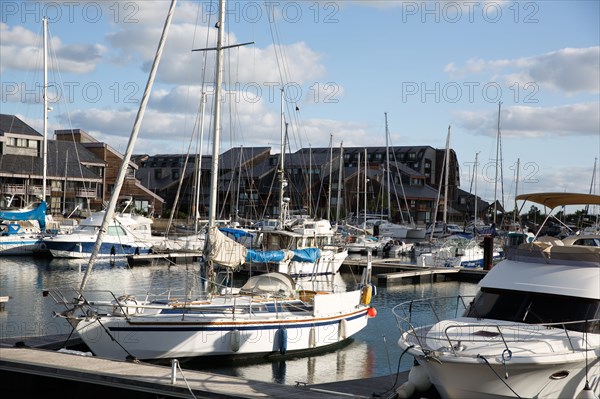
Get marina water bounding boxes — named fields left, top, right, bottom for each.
left=0, top=255, right=478, bottom=387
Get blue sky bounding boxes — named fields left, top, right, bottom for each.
left=1, top=0, right=599, bottom=209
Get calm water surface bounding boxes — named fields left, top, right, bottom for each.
left=0, top=255, right=479, bottom=387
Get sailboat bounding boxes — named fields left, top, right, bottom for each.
left=236, top=92, right=348, bottom=278
left=0, top=18, right=50, bottom=256
left=46, top=0, right=375, bottom=362
left=379, top=112, right=424, bottom=240
left=0, top=201, right=47, bottom=255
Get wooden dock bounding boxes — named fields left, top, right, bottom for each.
left=343, top=258, right=487, bottom=285
left=127, top=251, right=203, bottom=266
left=377, top=267, right=460, bottom=284
left=0, top=333, right=426, bottom=399
left=2, top=346, right=336, bottom=398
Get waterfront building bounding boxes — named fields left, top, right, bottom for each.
left=1, top=114, right=488, bottom=226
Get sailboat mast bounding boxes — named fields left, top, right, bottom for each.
left=474, top=152, right=479, bottom=225
left=335, top=141, right=344, bottom=224
left=364, top=148, right=367, bottom=227
left=194, top=92, right=207, bottom=234
left=42, top=17, right=48, bottom=204
left=309, top=145, right=312, bottom=215
left=514, top=158, right=520, bottom=226
left=493, top=101, right=501, bottom=224
left=208, top=0, right=225, bottom=229
left=279, top=88, right=287, bottom=228
left=79, top=0, right=177, bottom=291
left=356, top=152, right=360, bottom=220
left=327, top=133, right=333, bottom=221
left=385, top=112, right=391, bottom=221
left=443, top=126, right=450, bottom=225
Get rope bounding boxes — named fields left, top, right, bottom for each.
left=477, top=354, right=521, bottom=398
left=372, top=345, right=414, bottom=398
left=174, top=360, right=198, bottom=399
left=95, top=318, right=138, bottom=362
left=60, top=325, right=77, bottom=349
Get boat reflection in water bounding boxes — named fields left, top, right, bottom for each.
left=181, top=337, right=374, bottom=385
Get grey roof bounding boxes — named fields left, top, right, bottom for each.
left=393, top=183, right=439, bottom=201
left=0, top=114, right=41, bottom=136
left=284, top=150, right=334, bottom=167
left=219, top=147, right=271, bottom=170
left=0, top=139, right=103, bottom=181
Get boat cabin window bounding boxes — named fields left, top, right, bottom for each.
left=464, top=288, right=599, bottom=333
left=572, top=238, right=600, bottom=247
left=75, top=225, right=97, bottom=233
left=107, top=225, right=128, bottom=237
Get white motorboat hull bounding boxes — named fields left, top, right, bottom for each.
left=45, top=234, right=153, bottom=258
left=410, top=350, right=599, bottom=399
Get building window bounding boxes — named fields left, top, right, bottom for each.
left=408, top=152, right=416, bottom=160
left=8, top=137, right=34, bottom=148
left=172, top=169, right=179, bottom=179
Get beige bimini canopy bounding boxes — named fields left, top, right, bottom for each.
left=516, top=192, right=600, bottom=210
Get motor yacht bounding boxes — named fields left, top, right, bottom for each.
left=393, top=192, right=600, bottom=398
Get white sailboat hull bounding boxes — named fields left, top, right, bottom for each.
left=0, top=235, right=43, bottom=255
left=72, top=290, right=370, bottom=360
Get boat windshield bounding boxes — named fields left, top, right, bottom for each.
left=73, top=225, right=98, bottom=233
left=464, top=288, right=600, bottom=333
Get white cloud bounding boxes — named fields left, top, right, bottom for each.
left=105, top=19, right=326, bottom=88
left=445, top=47, right=600, bottom=95
left=0, top=22, right=105, bottom=74
left=454, top=102, right=600, bottom=139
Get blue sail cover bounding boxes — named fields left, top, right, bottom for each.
left=245, top=247, right=321, bottom=264
left=246, top=249, right=288, bottom=263
left=291, top=248, right=321, bottom=263
left=0, top=201, right=46, bottom=230
left=219, top=227, right=254, bottom=239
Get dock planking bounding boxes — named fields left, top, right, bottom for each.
left=1, top=346, right=384, bottom=398
left=376, top=267, right=460, bottom=284
left=343, top=257, right=486, bottom=285
left=0, top=333, right=417, bottom=399
left=126, top=251, right=203, bottom=266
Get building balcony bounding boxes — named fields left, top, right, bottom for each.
left=27, top=185, right=51, bottom=197
left=1, top=184, right=27, bottom=196
left=76, top=187, right=97, bottom=198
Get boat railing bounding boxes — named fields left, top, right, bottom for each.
left=392, top=295, right=473, bottom=349
left=46, top=285, right=314, bottom=320
left=440, top=319, right=599, bottom=356
left=45, top=286, right=193, bottom=315
left=393, top=296, right=600, bottom=357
